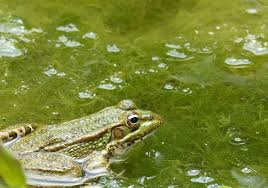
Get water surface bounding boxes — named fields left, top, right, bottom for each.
left=0, top=0, right=267, bottom=187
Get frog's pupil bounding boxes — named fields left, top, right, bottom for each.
left=130, top=117, right=139, bottom=124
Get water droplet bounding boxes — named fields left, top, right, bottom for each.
left=224, top=57, right=252, bottom=67
left=0, top=37, right=23, bottom=57
left=166, top=49, right=187, bottom=58
left=187, top=169, right=201, bottom=176
left=83, top=32, right=97, bottom=39
left=98, top=83, right=116, bottom=90
left=191, top=176, right=214, bottom=184
left=56, top=23, right=79, bottom=32
left=78, top=91, right=95, bottom=99
left=107, top=44, right=120, bottom=53
left=165, top=43, right=181, bottom=49
left=58, top=35, right=81, bottom=47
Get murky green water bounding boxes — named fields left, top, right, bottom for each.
left=0, top=0, right=267, bottom=187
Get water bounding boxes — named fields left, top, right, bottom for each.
left=0, top=0, right=267, bottom=187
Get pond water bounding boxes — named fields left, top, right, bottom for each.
left=0, top=0, right=267, bottom=187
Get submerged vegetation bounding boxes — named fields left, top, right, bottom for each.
left=0, top=0, right=267, bottom=187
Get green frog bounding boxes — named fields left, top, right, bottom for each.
left=0, top=100, right=162, bottom=187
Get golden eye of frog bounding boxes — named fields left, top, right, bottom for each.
left=0, top=100, right=162, bottom=187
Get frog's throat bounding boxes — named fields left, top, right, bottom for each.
left=43, top=122, right=123, bottom=152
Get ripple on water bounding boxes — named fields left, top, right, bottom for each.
left=82, top=32, right=97, bottom=39
left=0, top=37, right=22, bottom=57
left=224, top=57, right=252, bottom=68
left=107, top=44, right=120, bottom=53
left=57, top=35, right=82, bottom=47
left=56, top=23, right=79, bottom=32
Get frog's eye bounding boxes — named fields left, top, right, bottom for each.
left=127, top=114, right=140, bottom=129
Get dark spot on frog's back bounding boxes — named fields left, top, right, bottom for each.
left=118, top=99, right=137, bottom=110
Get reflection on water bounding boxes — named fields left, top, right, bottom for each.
left=0, top=0, right=267, bottom=187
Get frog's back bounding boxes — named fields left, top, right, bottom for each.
left=7, top=106, right=126, bottom=153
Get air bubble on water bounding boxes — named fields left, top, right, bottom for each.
left=187, top=169, right=201, bottom=176
left=164, top=83, right=174, bottom=90
left=207, top=184, right=219, bottom=188
left=158, top=63, right=167, bottom=69
left=0, top=37, right=23, bottom=57
left=152, top=56, right=160, bottom=61
left=135, top=70, right=146, bottom=75
left=52, top=112, right=59, bottom=115
left=182, top=88, right=192, bottom=94
left=241, top=166, right=253, bottom=174
left=110, top=74, right=123, bottom=83
left=243, top=34, right=268, bottom=55
left=43, top=68, right=58, bottom=77
left=165, top=43, right=181, bottom=49
left=166, top=49, right=187, bottom=58
left=245, top=8, right=258, bottom=14
left=58, top=35, right=82, bottom=47
left=56, top=23, right=79, bottom=32
left=57, top=72, right=66, bottom=77
left=234, top=37, right=243, bottom=43
left=224, top=57, right=252, bottom=67
left=228, top=131, right=247, bottom=146
left=191, top=176, right=215, bottom=184
left=83, top=32, right=97, bottom=39
left=148, top=68, right=157, bottom=73
left=78, top=91, right=95, bottom=99
left=98, top=83, right=117, bottom=90
left=107, top=44, right=120, bottom=53
left=208, top=32, right=214, bottom=35
left=0, top=21, right=26, bottom=35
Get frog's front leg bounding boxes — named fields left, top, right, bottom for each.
left=17, top=152, right=85, bottom=186
left=0, top=123, right=40, bottom=144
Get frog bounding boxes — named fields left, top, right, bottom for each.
left=0, top=99, right=162, bottom=187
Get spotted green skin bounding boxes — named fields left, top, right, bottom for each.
left=3, top=100, right=162, bottom=186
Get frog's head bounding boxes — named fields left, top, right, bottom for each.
left=106, top=99, right=163, bottom=156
